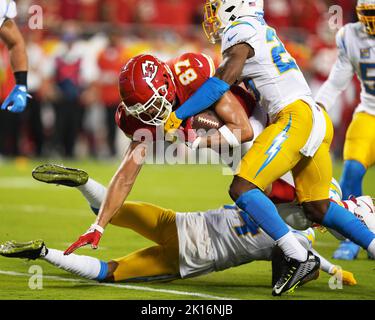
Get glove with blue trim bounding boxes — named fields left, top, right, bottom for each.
left=1, top=85, right=29, bottom=113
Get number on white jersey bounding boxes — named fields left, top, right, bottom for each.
left=234, top=210, right=260, bottom=237
left=360, top=63, right=375, bottom=95
left=266, top=28, right=298, bottom=74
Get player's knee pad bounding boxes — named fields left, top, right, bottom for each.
left=340, top=160, right=366, bottom=198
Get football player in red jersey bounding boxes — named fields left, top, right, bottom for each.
left=63, top=52, right=260, bottom=255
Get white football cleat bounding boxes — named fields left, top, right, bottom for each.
left=353, top=196, right=375, bottom=232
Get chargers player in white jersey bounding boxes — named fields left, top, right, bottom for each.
left=0, top=166, right=357, bottom=289
left=162, top=0, right=375, bottom=295
left=316, top=0, right=375, bottom=261
left=0, top=0, right=29, bottom=113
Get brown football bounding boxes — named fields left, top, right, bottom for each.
left=191, top=109, right=224, bottom=131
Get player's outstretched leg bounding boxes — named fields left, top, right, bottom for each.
left=32, top=164, right=89, bottom=187
left=0, top=240, right=109, bottom=281
left=32, top=164, right=106, bottom=215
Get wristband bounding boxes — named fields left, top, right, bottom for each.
left=90, top=224, right=104, bottom=234
left=14, top=71, right=28, bottom=86
left=219, top=125, right=241, bottom=147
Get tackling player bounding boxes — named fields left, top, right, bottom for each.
left=0, top=0, right=29, bottom=113
left=316, top=0, right=375, bottom=260
left=61, top=53, right=267, bottom=260
left=0, top=165, right=357, bottom=289
left=159, top=0, right=375, bottom=295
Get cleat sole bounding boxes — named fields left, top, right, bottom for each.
left=32, top=164, right=88, bottom=187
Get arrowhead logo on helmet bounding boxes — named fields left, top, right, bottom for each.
left=119, top=55, right=176, bottom=126
left=142, top=61, right=159, bottom=82
left=202, top=0, right=264, bottom=44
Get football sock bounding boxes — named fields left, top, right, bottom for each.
left=322, top=202, right=375, bottom=250
left=340, top=160, right=366, bottom=199
left=42, top=249, right=108, bottom=281
left=310, top=249, right=334, bottom=274
left=236, top=189, right=308, bottom=261
left=76, top=178, right=107, bottom=215
left=276, top=232, right=309, bottom=262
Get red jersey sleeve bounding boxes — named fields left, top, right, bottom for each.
left=168, top=53, right=216, bottom=106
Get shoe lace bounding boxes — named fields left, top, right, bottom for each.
left=283, top=266, right=297, bottom=281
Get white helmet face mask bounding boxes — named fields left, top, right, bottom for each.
left=125, top=82, right=173, bottom=126
left=202, top=0, right=264, bottom=44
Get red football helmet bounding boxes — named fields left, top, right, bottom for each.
left=119, top=54, right=176, bottom=126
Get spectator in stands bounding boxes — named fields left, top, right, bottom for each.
left=43, top=24, right=87, bottom=158
left=97, top=29, right=128, bottom=157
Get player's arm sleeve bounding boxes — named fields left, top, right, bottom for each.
left=315, top=28, right=355, bottom=111
left=174, top=77, right=230, bottom=120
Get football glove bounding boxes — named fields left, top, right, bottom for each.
left=64, top=224, right=104, bottom=255
left=164, top=111, right=183, bottom=133
left=332, top=267, right=357, bottom=286
left=1, top=85, right=29, bottom=113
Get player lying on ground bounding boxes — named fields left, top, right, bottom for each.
left=0, top=166, right=357, bottom=288
left=64, top=51, right=375, bottom=295
left=161, top=0, right=375, bottom=295
left=316, top=0, right=375, bottom=260
left=0, top=0, right=29, bottom=113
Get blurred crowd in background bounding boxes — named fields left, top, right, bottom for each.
left=0, top=0, right=360, bottom=160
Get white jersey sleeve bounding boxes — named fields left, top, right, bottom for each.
left=315, top=26, right=355, bottom=111
left=221, top=19, right=260, bottom=54
left=0, top=0, right=17, bottom=27
left=317, top=23, right=375, bottom=115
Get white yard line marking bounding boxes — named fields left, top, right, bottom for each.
left=0, top=270, right=239, bottom=300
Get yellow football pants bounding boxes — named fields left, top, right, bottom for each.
left=344, top=112, right=375, bottom=169
left=238, top=100, right=334, bottom=203
left=109, top=201, right=180, bottom=282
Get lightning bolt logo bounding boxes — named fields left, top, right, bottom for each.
left=254, top=115, right=292, bottom=178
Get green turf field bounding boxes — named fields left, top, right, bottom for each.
left=0, top=158, right=374, bottom=300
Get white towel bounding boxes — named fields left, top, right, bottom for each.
left=300, top=101, right=327, bottom=157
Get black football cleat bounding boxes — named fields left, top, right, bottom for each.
left=32, top=164, right=89, bottom=187
left=0, top=240, right=47, bottom=260
left=272, top=250, right=320, bottom=296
